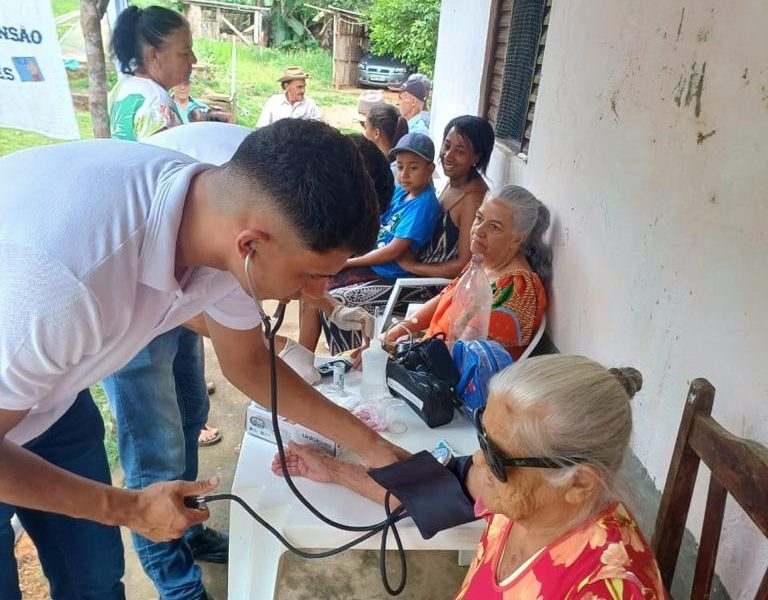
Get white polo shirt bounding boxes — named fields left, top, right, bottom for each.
left=0, top=139, right=260, bottom=444
left=144, top=121, right=253, bottom=165
left=256, top=93, right=322, bottom=128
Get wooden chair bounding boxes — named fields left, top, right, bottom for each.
left=651, top=378, right=768, bottom=599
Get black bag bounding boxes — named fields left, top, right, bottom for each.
left=396, top=334, right=460, bottom=387
left=386, top=334, right=461, bottom=428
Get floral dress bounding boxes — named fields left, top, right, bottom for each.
left=425, top=268, right=546, bottom=359
left=455, top=503, right=669, bottom=600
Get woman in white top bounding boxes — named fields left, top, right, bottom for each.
left=108, top=5, right=196, bottom=141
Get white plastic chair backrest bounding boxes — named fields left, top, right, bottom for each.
left=379, top=277, right=452, bottom=335
left=517, top=313, right=547, bottom=361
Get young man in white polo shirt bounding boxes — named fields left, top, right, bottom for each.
left=0, top=119, right=402, bottom=600
left=96, top=122, right=389, bottom=600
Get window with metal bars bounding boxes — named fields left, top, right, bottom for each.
left=480, top=0, right=551, bottom=153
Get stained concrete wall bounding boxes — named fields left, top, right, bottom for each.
left=432, top=1, right=768, bottom=598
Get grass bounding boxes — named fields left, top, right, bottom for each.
left=193, top=41, right=358, bottom=128
left=0, top=112, right=93, bottom=157
left=52, top=0, right=79, bottom=16
left=90, top=384, right=120, bottom=473
left=0, top=41, right=352, bottom=156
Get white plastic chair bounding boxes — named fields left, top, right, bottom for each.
left=517, top=313, right=547, bottom=361
left=378, top=277, right=452, bottom=335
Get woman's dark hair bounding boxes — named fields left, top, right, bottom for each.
left=111, top=6, right=186, bottom=75
left=349, top=134, right=394, bottom=213
left=366, top=102, right=408, bottom=149
left=442, top=115, right=495, bottom=180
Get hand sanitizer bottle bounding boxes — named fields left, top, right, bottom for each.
left=360, top=339, right=389, bottom=402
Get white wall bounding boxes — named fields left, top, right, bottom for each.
left=433, top=1, right=768, bottom=597
left=430, top=0, right=493, bottom=142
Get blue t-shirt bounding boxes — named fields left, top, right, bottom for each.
left=371, top=184, right=440, bottom=279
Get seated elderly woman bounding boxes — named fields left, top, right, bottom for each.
left=273, top=355, right=669, bottom=599
left=385, top=184, right=549, bottom=358
left=323, top=116, right=496, bottom=354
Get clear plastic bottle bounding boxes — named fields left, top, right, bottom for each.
left=447, top=254, right=492, bottom=343
left=360, top=338, right=390, bottom=402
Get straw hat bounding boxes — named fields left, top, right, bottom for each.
left=278, top=66, right=310, bottom=83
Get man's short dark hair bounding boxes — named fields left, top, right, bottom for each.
left=349, top=134, right=394, bottom=214
left=228, top=119, right=378, bottom=255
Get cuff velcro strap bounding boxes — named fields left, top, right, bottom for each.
left=368, top=451, right=477, bottom=539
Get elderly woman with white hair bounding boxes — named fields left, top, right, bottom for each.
left=273, top=355, right=669, bottom=599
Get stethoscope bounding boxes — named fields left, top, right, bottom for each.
left=184, top=248, right=410, bottom=595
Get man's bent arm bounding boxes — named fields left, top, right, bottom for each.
left=205, top=315, right=407, bottom=467
left=0, top=407, right=214, bottom=541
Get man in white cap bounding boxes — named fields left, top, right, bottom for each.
left=256, top=66, right=322, bottom=127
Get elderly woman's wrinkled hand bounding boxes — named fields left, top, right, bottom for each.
left=271, top=442, right=338, bottom=484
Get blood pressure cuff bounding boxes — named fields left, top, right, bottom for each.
left=367, top=451, right=476, bottom=539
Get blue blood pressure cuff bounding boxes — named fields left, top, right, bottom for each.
left=367, top=451, right=476, bottom=539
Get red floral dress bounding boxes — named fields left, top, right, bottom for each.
left=455, top=503, right=669, bottom=600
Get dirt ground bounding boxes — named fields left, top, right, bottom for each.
left=322, top=88, right=400, bottom=131
left=15, top=535, right=49, bottom=599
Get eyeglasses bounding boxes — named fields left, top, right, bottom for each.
left=473, top=406, right=584, bottom=483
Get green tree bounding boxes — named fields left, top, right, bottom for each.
left=367, top=0, right=440, bottom=76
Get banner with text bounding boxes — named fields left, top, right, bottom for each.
left=0, top=0, right=79, bottom=139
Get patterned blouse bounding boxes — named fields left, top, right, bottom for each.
left=455, top=503, right=669, bottom=600
left=109, top=75, right=182, bottom=141
left=425, top=268, right=546, bottom=359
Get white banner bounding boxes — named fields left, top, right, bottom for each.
left=0, top=0, right=79, bottom=140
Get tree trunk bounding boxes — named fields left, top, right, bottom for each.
left=80, top=0, right=110, bottom=138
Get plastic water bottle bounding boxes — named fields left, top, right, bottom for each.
left=360, top=338, right=390, bottom=402
left=447, top=254, right=492, bottom=343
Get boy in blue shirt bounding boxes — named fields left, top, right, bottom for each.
left=297, top=132, right=440, bottom=350
left=343, top=132, right=440, bottom=279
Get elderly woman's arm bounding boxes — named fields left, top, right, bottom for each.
left=383, top=293, right=442, bottom=345
left=271, top=442, right=392, bottom=504
left=271, top=442, right=482, bottom=508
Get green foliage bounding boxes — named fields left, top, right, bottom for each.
left=90, top=384, right=120, bottom=473
left=263, top=0, right=315, bottom=48
left=51, top=0, right=80, bottom=17
left=311, top=0, right=373, bottom=13
left=367, top=0, right=441, bottom=76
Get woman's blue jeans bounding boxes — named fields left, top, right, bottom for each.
left=102, top=326, right=208, bottom=600
left=0, top=390, right=126, bottom=600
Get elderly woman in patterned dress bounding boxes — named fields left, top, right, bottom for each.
left=274, top=355, right=668, bottom=599
left=385, top=185, right=550, bottom=359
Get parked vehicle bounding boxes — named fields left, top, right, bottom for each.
left=357, top=52, right=411, bottom=88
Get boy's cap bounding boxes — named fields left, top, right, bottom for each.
left=389, top=78, right=428, bottom=102
left=389, top=132, right=435, bottom=162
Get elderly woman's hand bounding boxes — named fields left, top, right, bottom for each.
left=271, top=442, right=340, bottom=484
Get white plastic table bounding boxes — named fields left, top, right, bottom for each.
left=227, top=370, right=483, bottom=600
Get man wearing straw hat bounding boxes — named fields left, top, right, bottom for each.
left=256, top=66, right=323, bottom=127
